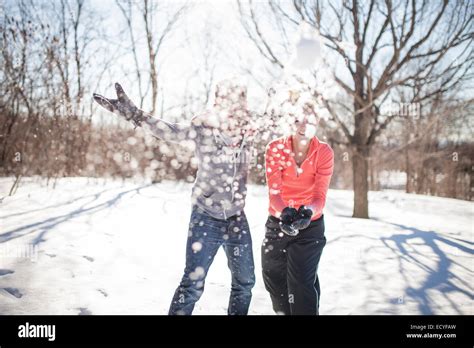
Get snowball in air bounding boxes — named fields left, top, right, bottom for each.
left=290, top=22, right=322, bottom=70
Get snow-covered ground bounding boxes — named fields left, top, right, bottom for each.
left=0, top=177, right=472, bottom=315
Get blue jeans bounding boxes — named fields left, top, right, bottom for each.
left=169, top=206, right=255, bottom=315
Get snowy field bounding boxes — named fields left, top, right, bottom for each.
left=0, top=177, right=472, bottom=315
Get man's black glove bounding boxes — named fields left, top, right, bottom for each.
left=291, top=205, right=313, bottom=231
left=279, top=207, right=298, bottom=236
left=93, top=83, right=148, bottom=128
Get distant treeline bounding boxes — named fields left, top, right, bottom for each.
left=1, top=112, right=471, bottom=201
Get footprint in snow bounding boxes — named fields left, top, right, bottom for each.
left=0, top=269, right=14, bottom=276
left=82, top=256, right=94, bottom=262
left=97, top=289, right=108, bottom=297
left=2, top=287, right=23, bottom=298
left=77, top=307, right=92, bottom=315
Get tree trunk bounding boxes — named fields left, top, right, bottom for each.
left=150, top=62, right=158, bottom=115
left=352, top=145, right=369, bottom=218
left=405, top=142, right=411, bottom=193
left=369, top=157, right=376, bottom=191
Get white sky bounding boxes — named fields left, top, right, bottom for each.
left=4, top=0, right=470, bottom=133
left=92, top=0, right=285, bottom=120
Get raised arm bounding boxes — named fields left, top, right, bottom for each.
left=141, top=115, right=194, bottom=144
left=93, top=83, right=195, bottom=143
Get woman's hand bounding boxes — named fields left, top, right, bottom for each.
left=291, top=205, right=313, bottom=231
left=93, top=83, right=147, bottom=127
left=279, top=207, right=299, bottom=236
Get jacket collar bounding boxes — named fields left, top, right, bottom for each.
left=284, top=135, right=320, bottom=157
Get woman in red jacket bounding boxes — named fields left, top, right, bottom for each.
left=262, top=102, right=334, bottom=315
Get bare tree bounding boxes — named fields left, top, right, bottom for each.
left=116, top=0, right=146, bottom=108
left=1, top=0, right=110, bottom=179
left=137, top=0, right=187, bottom=115
left=238, top=0, right=473, bottom=217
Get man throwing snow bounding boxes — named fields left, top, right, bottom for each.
left=93, top=80, right=255, bottom=315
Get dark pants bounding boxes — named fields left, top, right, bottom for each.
left=262, top=214, right=326, bottom=315
left=169, top=206, right=255, bottom=315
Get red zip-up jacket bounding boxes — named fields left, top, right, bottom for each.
left=265, top=135, right=334, bottom=221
